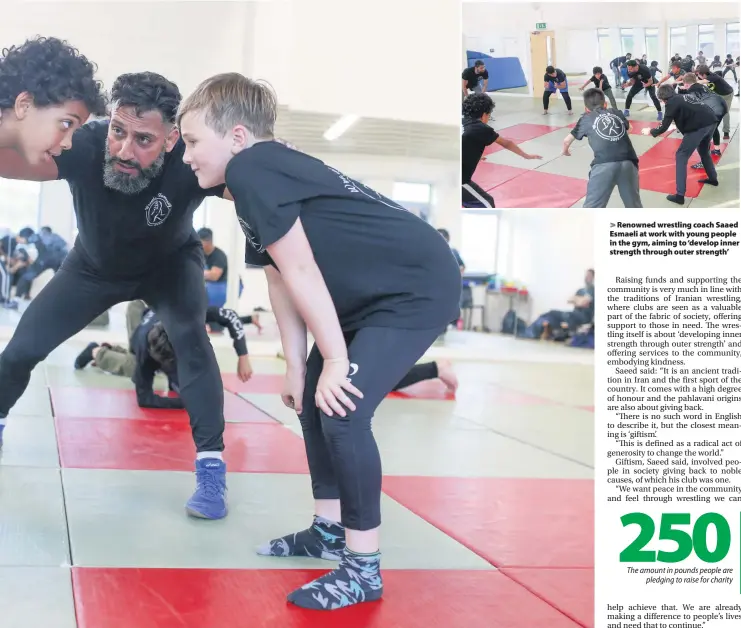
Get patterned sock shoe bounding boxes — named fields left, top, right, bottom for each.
left=287, top=547, right=383, bottom=610
left=256, top=515, right=345, bottom=560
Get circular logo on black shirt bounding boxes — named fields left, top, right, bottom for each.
left=144, top=194, right=173, bottom=226
left=594, top=112, right=626, bottom=142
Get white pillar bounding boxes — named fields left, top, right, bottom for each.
left=37, top=181, right=75, bottom=243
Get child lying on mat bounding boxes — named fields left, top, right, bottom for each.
left=74, top=300, right=254, bottom=408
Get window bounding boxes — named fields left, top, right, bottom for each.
left=0, top=178, right=41, bottom=233
left=670, top=27, right=687, bottom=59
left=392, top=182, right=432, bottom=221
left=698, top=24, right=715, bottom=59
left=597, top=29, right=611, bottom=68
left=727, top=22, right=740, bottom=59
left=644, top=28, right=660, bottom=66
left=461, top=210, right=498, bottom=274
left=620, top=28, right=634, bottom=56
left=193, top=200, right=208, bottom=230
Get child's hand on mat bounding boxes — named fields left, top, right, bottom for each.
left=237, top=355, right=253, bottom=383
left=641, top=128, right=652, bottom=136
left=525, top=153, right=543, bottom=160
left=282, top=366, right=306, bottom=414
left=316, top=358, right=363, bottom=418
left=562, top=148, right=572, bottom=157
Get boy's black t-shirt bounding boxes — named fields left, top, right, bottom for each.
left=628, top=64, right=653, bottom=84
left=589, top=74, right=612, bottom=90
left=204, top=247, right=228, bottom=283
left=462, top=117, right=498, bottom=184
left=224, top=142, right=461, bottom=332
left=53, top=120, right=225, bottom=278
left=462, top=66, right=488, bottom=89
left=571, top=108, right=638, bottom=167
left=544, top=69, right=567, bottom=84
left=705, top=72, right=734, bottom=96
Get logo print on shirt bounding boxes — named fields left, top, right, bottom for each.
left=237, top=216, right=265, bottom=253
left=593, top=112, right=626, bottom=142
left=144, top=193, right=173, bottom=227
left=326, top=166, right=408, bottom=212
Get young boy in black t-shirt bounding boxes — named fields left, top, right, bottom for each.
left=461, top=93, right=542, bottom=207
left=562, top=88, right=642, bottom=208
left=622, top=60, right=663, bottom=119
left=578, top=66, right=618, bottom=109
left=543, top=66, right=573, bottom=114
left=178, top=73, right=463, bottom=612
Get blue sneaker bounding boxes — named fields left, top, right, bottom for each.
left=186, top=458, right=227, bottom=519
left=657, top=111, right=663, bottom=121
left=623, top=109, right=630, bottom=117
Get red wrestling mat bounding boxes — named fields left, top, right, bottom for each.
left=638, top=138, right=731, bottom=198
left=72, top=567, right=583, bottom=628
left=496, top=123, right=566, bottom=142
left=49, top=387, right=277, bottom=423
left=501, top=568, right=595, bottom=628
left=55, top=418, right=308, bottom=473
left=489, top=169, right=588, bottom=208
left=382, top=477, right=594, bottom=568
left=389, top=379, right=455, bottom=400
left=470, top=162, right=529, bottom=191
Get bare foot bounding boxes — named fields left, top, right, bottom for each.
left=436, top=360, right=459, bottom=392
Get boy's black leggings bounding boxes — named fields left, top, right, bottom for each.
left=298, top=325, right=443, bottom=530
left=543, top=90, right=572, bottom=111
left=0, top=246, right=225, bottom=452
left=625, top=83, right=661, bottom=111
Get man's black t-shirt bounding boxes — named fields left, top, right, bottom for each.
left=462, top=117, right=498, bottom=184
left=571, top=108, right=638, bottom=167
left=53, top=120, right=225, bottom=278
left=705, top=72, right=734, bottom=96
left=205, top=247, right=228, bottom=283
left=685, top=85, right=728, bottom=121
left=650, top=95, right=719, bottom=137
left=628, top=64, right=653, bottom=84
left=224, top=142, right=461, bottom=331
left=544, top=69, right=567, bottom=84
left=462, top=66, right=488, bottom=89
left=589, top=74, right=612, bottom=90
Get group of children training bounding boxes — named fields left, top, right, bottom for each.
left=1, top=35, right=464, bottom=612
left=462, top=48, right=737, bottom=208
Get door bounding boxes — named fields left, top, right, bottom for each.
left=530, top=30, right=556, bottom=93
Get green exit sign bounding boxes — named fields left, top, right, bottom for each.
left=536, top=22, right=547, bottom=29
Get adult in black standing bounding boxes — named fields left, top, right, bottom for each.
left=621, top=60, right=662, bottom=120
left=643, top=84, right=719, bottom=204
left=0, top=72, right=232, bottom=520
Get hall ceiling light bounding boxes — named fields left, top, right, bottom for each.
left=323, top=114, right=360, bottom=141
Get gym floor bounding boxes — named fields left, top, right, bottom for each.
left=0, top=303, right=594, bottom=628
left=474, top=89, right=740, bottom=208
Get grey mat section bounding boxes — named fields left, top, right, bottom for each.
left=0, top=567, right=77, bottom=628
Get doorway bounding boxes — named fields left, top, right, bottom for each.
left=530, top=30, right=556, bottom=94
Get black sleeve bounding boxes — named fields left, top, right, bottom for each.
left=558, top=70, right=567, bottom=83
left=132, top=342, right=185, bottom=409
left=207, top=307, right=248, bottom=356
left=53, top=123, right=103, bottom=183
left=209, top=248, right=228, bottom=270
left=651, top=100, right=675, bottom=137
left=571, top=114, right=588, bottom=140
left=481, top=70, right=489, bottom=79
left=482, top=125, right=498, bottom=146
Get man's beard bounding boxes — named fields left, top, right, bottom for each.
left=103, top=139, right=167, bottom=195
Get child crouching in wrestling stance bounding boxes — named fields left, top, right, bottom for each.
left=74, top=300, right=253, bottom=408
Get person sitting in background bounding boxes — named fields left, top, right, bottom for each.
left=642, top=84, right=719, bottom=204
left=74, top=300, right=253, bottom=408
left=461, top=93, right=541, bottom=208
left=198, top=227, right=228, bottom=307
left=537, top=269, right=595, bottom=341
left=679, top=73, right=727, bottom=168
left=13, top=226, right=68, bottom=299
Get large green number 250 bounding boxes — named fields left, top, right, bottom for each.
left=619, top=512, right=731, bottom=563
